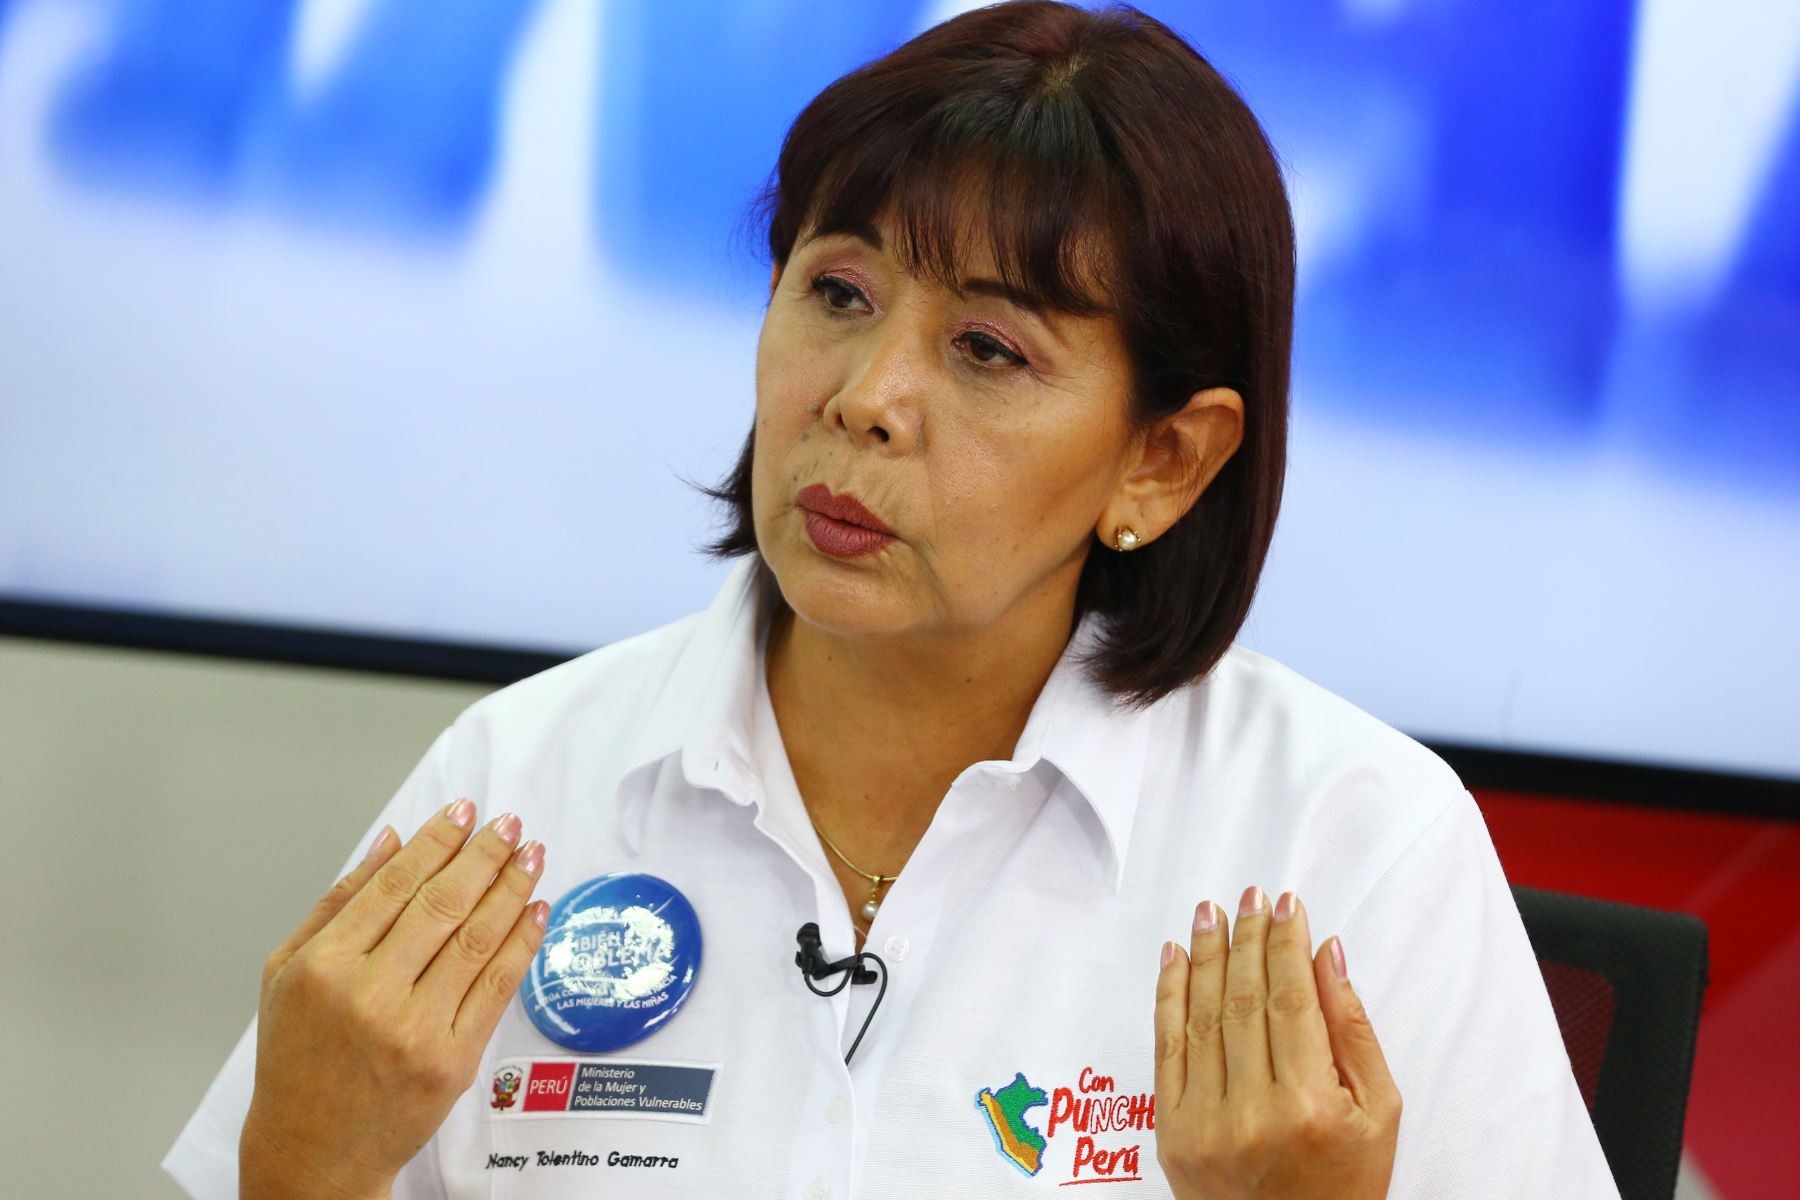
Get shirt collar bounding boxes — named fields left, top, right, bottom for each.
left=1005, top=614, right=1154, bottom=893
left=616, top=554, right=1154, bottom=893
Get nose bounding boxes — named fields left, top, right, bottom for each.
left=821, top=321, right=925, bottom=455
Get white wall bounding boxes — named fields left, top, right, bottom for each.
left=0, top=635, right=493, bottom=1199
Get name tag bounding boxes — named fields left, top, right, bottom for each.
left=486, top=1057, right=719, bottom=1124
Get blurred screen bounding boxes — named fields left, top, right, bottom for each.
left=2, top=0, right=1796, bottom=779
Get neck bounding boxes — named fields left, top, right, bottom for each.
left=764, top=582, right=1078, bottom=852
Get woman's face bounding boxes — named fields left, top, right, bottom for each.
left=751, top=214, right=1139, bottom=641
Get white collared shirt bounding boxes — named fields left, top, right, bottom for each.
left=165, top=555, right=1621, bottom=1199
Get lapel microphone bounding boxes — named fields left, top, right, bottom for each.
left=793, top=922, right=889, bottom=1064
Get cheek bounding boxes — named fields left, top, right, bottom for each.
left=931, top=406, right=1118, bottom=555
left=754, top=321, right=833, bottom=435
left=751, top=322, right=834, bottom=516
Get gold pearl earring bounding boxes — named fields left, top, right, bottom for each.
left=1113, top=526, right=1141, bottom=552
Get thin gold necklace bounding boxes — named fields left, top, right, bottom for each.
left=809, top=816, right=899, bottom=924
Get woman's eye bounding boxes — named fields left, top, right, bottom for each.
left=809, top=274, right=868, bottom=312
left=957, top=331, right=1028, bottom=369
left=804, top=276, right=1025, bottom=369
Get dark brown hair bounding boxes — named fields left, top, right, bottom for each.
left=702, top=0, right=1294, bottom=708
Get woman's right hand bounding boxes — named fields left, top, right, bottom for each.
left=239, top=799, right=549, bottom=1200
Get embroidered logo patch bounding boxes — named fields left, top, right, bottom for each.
left=974, top=1073, right=1049, bottom=1176
left=486, top=1058, right=718, bottom=1124
left=974, top=1066, right=1154, bottom=1185
left=490, top=1065, right=523, bottom=1111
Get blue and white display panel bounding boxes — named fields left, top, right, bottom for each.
left=1, top=0, right=1795, bottom=779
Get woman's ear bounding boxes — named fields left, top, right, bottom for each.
left=769, top=262, right=784, bottom=296
left=1098, top=387, right=1244, bottom=547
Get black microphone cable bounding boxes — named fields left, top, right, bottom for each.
left=794, top=923, right=889, bottom=1066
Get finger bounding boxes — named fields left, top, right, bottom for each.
left=1184, top=899, right=1229, bottom=1103
left=1221, top=885, right=1273, bottom=1098
left=1315, top=936, right=1401, bottom=1117
left=330, top=798, right=479, bottom=952
left=416, top=839, right=545, bottom=1013
left=1265, top=893, right=1335, bottom=1088
left=271, top=825, right=397, bottom=966
left=1153, top=938, right=1190, bottom=1108
left=370, top=811, right=524, bottom=981
left=455, top=899, right=551, bottom=1041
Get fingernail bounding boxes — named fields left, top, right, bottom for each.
left=1160, top=939, right=1176, bottom=968
left=1238, top=885, right=1266, bottom=916
left=513, top=839, right=544, bottom=876
left=492, top=812, right=522, bottom=846
left=447, top=798, right=475, bottom=828
left=1330, top=937, right=1348, bottom=980
left=1193, top=900, right=1217, bottom=934
left=1273, top=891, right=1298, bottom=923
left=363, top=826, right=395, bottom=862
left=533, top=902, right=550, bottom=929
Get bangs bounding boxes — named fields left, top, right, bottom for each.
left=765, top=67, right=1127, bottom=319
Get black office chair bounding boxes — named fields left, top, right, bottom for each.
left=1510, top=885, right=1710, bottom=1200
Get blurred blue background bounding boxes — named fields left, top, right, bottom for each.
left=2, top=0, right=1796, bottom=777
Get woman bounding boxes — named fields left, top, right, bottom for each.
left=166, top=3, right=1619, bottom=1197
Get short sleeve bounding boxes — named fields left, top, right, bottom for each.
left=1339, top=790, right=1623, bottom=1199
left=161, top=726, right=460, bottom=1200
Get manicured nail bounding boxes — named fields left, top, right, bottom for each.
left=363, top=826, right=395, bottom=862
left=1273, top=891, right=1298, bottom=923
left=1160, top=940, right=1176, bottom=968
left=513, top=839, right=544, bottom=876
left=447, top=798, right=476, bottom=828
left=1193, top=900, right=1218, bottom=934
left=533, top=902, right=549, bottom=929
left=1330, top=937, right=1348, bottom=980
left=1238, top=885, right=1266, bottom=916
left=492, top=812, right=522, bottom=846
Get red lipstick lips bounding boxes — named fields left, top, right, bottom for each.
left=796, top=483, right=896, bottom=559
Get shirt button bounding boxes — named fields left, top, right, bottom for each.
left=805, top=1178, right=832, bottom=1200
left=1005, top=773, right=1021, bottom=791
left=883, top=935, right=910, bottom=961
left=824, top=1095, right=850, bottom=1124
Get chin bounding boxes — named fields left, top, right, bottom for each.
left=759, top=534, right=924, bottom=639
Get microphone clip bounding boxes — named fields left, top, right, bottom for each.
left=793, top=922, right=890, bottom=1065
left=794, top=922, right=879, bottom=985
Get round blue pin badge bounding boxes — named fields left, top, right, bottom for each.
left=519, top=872, right=703, bottom=1053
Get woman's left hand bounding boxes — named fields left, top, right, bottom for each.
left=1152, top=887, right=1402, bottom=1199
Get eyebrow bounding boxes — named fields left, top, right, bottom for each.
left=960, top=277, right=1045, bottom=316
left=801, top=223, right=1054, bottom=319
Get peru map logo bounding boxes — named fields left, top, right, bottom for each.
left=975, top=1065, right=1154, bottom=1184
left=974, top=1072, right=1050, bottom=1176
